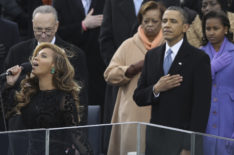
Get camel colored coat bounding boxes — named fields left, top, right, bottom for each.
left=186, top=12, right=234, bottom=48
left=104, top=33, right=153, bottom=155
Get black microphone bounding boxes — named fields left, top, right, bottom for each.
left=0, top=62, right=32, bottom=78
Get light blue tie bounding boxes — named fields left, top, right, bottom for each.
left=163, top=49, right=173, bottom=75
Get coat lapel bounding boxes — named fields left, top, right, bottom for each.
left=89, top=0, right=97, bottom=12
left=31, top=39, right=38, bottom=54
left=71, top=0, right=85, bottom=17
left=168, top=40, right=191, bottom=75
left=151, top=44, right=165, bottom=79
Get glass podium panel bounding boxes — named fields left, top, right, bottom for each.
left=0, top=122, right=234, bottom=155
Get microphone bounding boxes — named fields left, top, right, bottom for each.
left=0, top=62, right=32, bottom=78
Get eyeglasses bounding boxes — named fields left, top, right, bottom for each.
left=33, top=27, right=55, bottom=35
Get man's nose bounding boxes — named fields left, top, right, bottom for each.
left=164, top=21, right=170, bottom=27
left=206, top=5, right=211, bottom=12
left=41, top=32, right=46, bottom=38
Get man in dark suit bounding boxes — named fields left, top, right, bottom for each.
left=4, top=5, right=89, bottom=122
left=53, top=0, right=106, bottom=109
left=133, top=6, right=212, bottom=155
left=0, top=17, right=20, bottom=73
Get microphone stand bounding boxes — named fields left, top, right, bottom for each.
left=0, top=77, right=8, bottom=131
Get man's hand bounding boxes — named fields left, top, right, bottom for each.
left=180, top=149, right=190, bottom=155
left=153, top=74, right=183, bottom=94
left=82, top=8, right=103, bottom=29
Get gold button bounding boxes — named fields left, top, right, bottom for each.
left=213, top=111, right=217, bottom=115
left=213, top=124, right=216, bottom=128
left=213, top=84, right=216, bottom=88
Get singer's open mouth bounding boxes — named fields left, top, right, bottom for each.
left=32, top=63, right=39, bottom=67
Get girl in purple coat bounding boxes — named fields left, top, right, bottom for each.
left=201, top=10, right=234, bottom=155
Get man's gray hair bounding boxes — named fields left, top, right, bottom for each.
left=166, top=6, right=189, bottom=24
left=32, top=5, right=58, bottom=21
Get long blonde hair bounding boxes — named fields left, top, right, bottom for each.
left=12, top=43, right=81, bottom=115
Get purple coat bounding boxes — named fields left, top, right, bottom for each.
left=201, top=39, right=234, bottom=155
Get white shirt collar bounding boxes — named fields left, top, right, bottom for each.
left=38, top=36, right=56, bottom=45
left=165, top=38, right=184, bottom=61
left=133, top=0, right=143, bottom=15
left=82, top=0, right=92, bottom=15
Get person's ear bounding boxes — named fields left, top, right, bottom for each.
left=224, top=26, right=228, bottom=35
left=54, top=21, right=59, bottom=33
left=182, top=23, right=189, bottom=33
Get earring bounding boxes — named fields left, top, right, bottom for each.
left=225, top=32, right=228, bottom=35
left=51, top=68, right=55, bottom=74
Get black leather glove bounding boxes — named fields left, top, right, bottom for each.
left=125, top=60, right=144, bottom=78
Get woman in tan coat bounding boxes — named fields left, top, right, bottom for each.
left=187, top=0, right=234, bottom=48
left=104, top=2, right=165, bottom=155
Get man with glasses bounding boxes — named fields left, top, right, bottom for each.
left=4, top=5, right=89, bottom=124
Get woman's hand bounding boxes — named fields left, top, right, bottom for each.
left=125, top=60, right=144, bottom=78
left=6, top=65, right=22, bottom=86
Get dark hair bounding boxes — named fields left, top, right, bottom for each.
left=202, top=10, right=233, bottom=45
left=137, top=1, right=166, bottom=24
left=166, top=6, right=189, bottom=24
left=217, top=0, right=228, bottom=11
left=200, top=0, right=228, bottom=17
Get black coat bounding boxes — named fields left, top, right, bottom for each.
left=133, top=40, right=212, bottom=154
left=99, top=0, right=139, bottom=65
left=0, top=18, right=20, bottom=73
left=53, top=0, right=106, bottom=106
left=134, top=40, right=211, bottom=132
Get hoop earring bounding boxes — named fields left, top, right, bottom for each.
left=51, top=68, right=55, bottom=74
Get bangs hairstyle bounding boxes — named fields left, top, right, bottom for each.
left=202, top=10, right=233, bottom=45
left=137, top=1, right=166, bottom=24
left=11, top=43, right=81, bottom=116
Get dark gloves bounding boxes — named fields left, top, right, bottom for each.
left=125, top=60, right=144, bottom=78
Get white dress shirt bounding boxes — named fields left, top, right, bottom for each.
left=133, top=0, right=143, bottom=15
left=164, top=38, right=183, bottom=61
left=38, top=36, right=56, bottom=45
